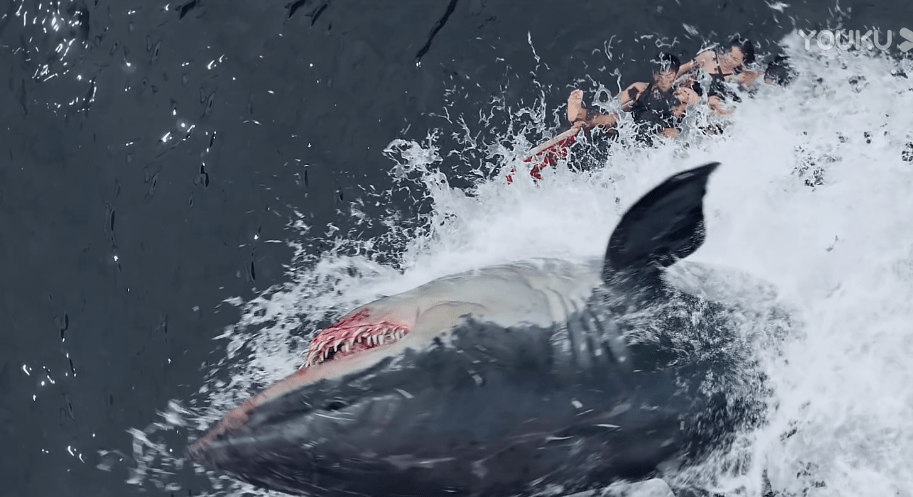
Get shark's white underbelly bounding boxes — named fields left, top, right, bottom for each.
left=398, top=258, right=605, bottom=332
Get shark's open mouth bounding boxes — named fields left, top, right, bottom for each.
left=187, top=315, right=412, bottom=461
left=303, top=322, right=409, bottom=367
left=301, top=308, right=411, bottom=368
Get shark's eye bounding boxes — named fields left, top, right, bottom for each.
left=324, top=400, right=347, bottom=411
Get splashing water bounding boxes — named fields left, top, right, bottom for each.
left=116, top=33, right=913, bottom=497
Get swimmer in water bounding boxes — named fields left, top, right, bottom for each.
left=513, top=54, right=724, bottom=182
left=677, top=37, right=764, bottom=106
left=621, top=53, right=703, bottom=138
left=568, top=53, right=711, bottom=139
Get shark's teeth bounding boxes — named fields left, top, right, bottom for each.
left=300, top=324, right=410, bottom=369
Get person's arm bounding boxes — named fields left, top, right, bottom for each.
left=676, top=60, right=695, bottom=77
left=586, top=112, right=619, bottom=128
left=736, top=69, right=763, bottom=86
left=676, top=51, right=712, bottom=77
left=565, top=89, right=620, bottom=131
left=707, top=95, right=733, bottom=115
left=672, top=87, right=701, bottom=115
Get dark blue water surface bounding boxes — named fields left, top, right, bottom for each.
left=1, top=1, right=911, bottom=496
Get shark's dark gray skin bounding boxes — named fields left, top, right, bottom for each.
left=187, top=163, right=779, bottom=497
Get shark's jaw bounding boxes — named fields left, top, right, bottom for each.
left=302, top=308, right=410, bottom=368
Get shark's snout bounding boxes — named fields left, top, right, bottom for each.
left=187, top=388, right=330, bottom=484
left=187, top=433, right=234, bottom=472
left=187, top=424, right=259, bottom=478
left=188, top=423, right=323, bottom=496
left=188, top=309, right=419, bottom=477
left=187, top=404, right=265, bottom=474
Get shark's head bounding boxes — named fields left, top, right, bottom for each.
left=187, top=163, right=728, bottom=496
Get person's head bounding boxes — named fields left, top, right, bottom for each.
left=653, top=53, right=681, bottom=89
left=723, top=36, right=755, bottom=69
left=764, top=55, right=795, bottom=86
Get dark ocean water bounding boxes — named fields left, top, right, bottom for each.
left=2, top=1, right=912, bottom=496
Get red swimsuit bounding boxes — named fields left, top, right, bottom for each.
left=506, top=128, right=579, bottom=183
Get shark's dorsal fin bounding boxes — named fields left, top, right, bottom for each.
left=603, top=163, right=720, bottom=287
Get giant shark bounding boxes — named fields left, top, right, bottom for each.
left=188, top=162, right=782, bottom=497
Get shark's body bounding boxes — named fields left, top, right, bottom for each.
left=188, top=163, right=780, bottom=497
